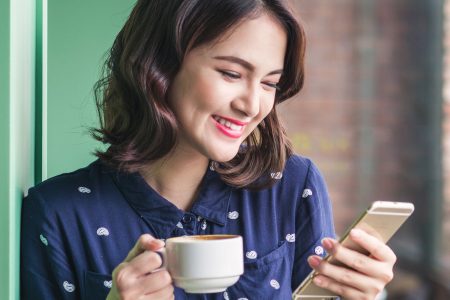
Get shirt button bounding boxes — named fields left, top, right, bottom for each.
left=182, top=214, right=194, bottom=224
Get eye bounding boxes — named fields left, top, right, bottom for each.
left=218, top=70, right=241, bottom=79
left=262, top=81, right=281, bottom=91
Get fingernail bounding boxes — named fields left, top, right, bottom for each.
left=321, top=238, right=334, bottom=251
left=308, top=256, right=321, bottom=268
left=351, top=228, right=362, bottom=238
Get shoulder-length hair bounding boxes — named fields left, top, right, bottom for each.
left=92, top=0, right=306, bottom=189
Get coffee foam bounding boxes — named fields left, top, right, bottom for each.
left=170, top=234, right=239, bottom=242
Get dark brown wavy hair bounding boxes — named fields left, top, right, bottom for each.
left=92, top=0, right=306, bottom=189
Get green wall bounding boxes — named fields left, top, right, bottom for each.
left=45, top=0, right=135, bottom=178
left=1, top=1, right=135, bottom=298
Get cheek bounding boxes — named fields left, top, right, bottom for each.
left=187, top=73, right=225, bottom=111
left=170, top=72, right=215, bottom=117
left=260, top=95, right=275, bottom=119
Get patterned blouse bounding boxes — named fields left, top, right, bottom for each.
left=21, top=154, right=335, bottom=300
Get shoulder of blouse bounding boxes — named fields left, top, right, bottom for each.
left=26, top=160, right=105, bottom=211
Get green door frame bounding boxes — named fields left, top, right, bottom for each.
left=0, top=0, right=37, bottom=299
left=0, top=0, right=12, bottom=298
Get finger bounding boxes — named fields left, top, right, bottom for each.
left=145, top=283, right=175, bottom=299
left=312, top=274, right=370, bottom=300
left=322, top=237, right=394, bottom=282
left=112, top=263, right=171, bottom=297
left=149, top=239, right=165, bottom=251
left=308, top=255, right=381, bottom=294
left=125, top=250, right=164, bottom=277
left=125, top=234, right=155, bottom=262
left=140, top=270, right=173, bottom=295
left=349, top=229, right=397, bottom=264
left=125, top=234, right=164, bottom=262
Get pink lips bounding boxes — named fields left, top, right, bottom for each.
left=212, top=115, right=248, bottom=139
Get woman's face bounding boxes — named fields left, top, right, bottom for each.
left=168, top=13, right=287, bottom=162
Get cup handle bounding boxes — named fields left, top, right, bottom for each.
left=154, top=248, right=167, bottom=271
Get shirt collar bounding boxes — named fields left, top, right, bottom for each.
left=110, top=165, right=232, bottom=239
left=190, top=168, right=233, bottom=226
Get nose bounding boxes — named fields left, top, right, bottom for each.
left=232, top=83, right=260, bottom=118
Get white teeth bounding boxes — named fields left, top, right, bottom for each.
left=214, top=116, right=243, bottom=131
left=230, top=123, right=241, bottom=131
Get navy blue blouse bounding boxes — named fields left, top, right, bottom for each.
left=21, top=155, right=335, bottom=300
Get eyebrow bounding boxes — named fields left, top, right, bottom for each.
left=213, top=55, right=283, bottom=76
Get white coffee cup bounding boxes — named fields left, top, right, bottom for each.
left=158, top=234, right=243, bottom=293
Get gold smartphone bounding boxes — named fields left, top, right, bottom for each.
left=292, top=201, right=415, bottom=300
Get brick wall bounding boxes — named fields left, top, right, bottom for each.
left=280, top=0, right=360, bottom=233
left=443, top=0, right=450, bottom=279
left=281, top=0, right=448, bottom=291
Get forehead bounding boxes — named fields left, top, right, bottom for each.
left=188, top=14, right=287, bottom=73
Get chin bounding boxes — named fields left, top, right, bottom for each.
left=208, top=148, right=240, bottom=163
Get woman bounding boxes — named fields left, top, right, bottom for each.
left=21, top=0, right=396, bottom=299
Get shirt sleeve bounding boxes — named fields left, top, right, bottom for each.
left=21, top=188, right=79, bottom=300
left=291, top=160, right=336, bottom=289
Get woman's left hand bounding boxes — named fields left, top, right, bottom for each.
left=307, top=228, right=396, bottom=300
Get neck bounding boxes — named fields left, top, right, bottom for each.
left=140, top=149, right=210, bottom=211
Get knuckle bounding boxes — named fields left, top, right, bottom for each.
left=350, top=257, right=366, bottom=270
left=341, top=269, right=353, bottom=283
left=114, top=263, right=131, bottom=287
left=316, top=262, right=327, bottom=274
left=382, top=270, right=394, bottom=283
left=375, top=283, right=385, bottom=294
left=318, top=277, right=329, bottom=289
left=335, top=241, right=344, bottom=252
left=138, top=234, right=149, bottom=245
left=328, top=241, right=339, bottom=255
left=159, top=270, right=172, bottom=285
left=112, top=262, right=124, bottom=277
left=334, top=285, right=345, bottom=297
left=372, top=245, right=385, bottom=258
left=368, top=282, right=384, bottom=296
left=391, top=252, right=398, bottom=264
left=138, top=233, right=155, bottom=247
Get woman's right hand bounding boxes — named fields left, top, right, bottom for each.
left=106, top=234, right=174, bottom=300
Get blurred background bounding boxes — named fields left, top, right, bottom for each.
left=1, top=0, right=449, bottom=299
left=282, top=0, right=450, bottom=299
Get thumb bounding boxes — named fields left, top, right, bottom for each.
left=124, top=234, right=163, bottom=262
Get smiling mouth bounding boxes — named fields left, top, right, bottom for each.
left=212, top=115, right=246, bottom=138
left=213, top=116, right=244, bottom=131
